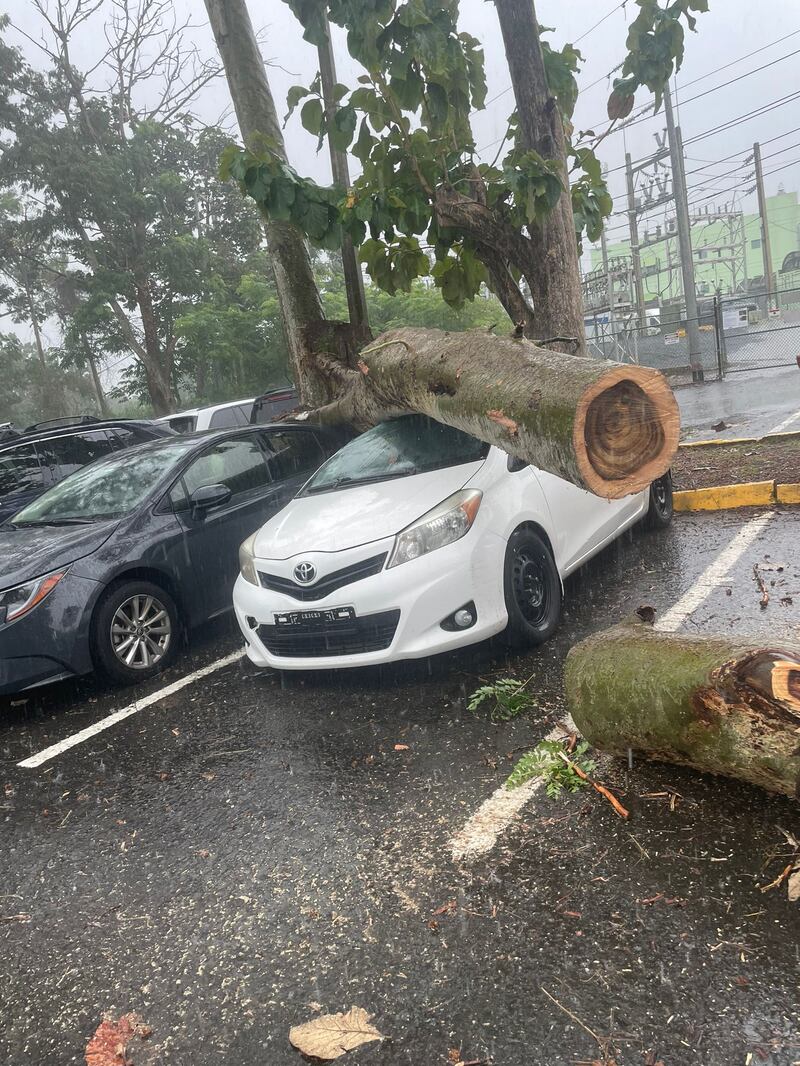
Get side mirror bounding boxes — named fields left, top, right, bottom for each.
left=190, top=483, right=231, bottom=517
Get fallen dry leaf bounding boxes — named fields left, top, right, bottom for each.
left=788, top=862, right=800, bottom=902
left=288, top=1006, right=382, bottom=1060
left=85, top=1013, right=151, bottom=1066
left=393, top=743, right=409, bottom=751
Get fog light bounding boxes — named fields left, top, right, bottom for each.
left=440, top=601, right=477, bottom=632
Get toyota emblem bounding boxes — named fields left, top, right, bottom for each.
left=293, top=561, right=317, bottom=584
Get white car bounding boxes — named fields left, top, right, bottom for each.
left=233, top=414, right=672, bottom=670
left=157, top=398, right=255, bottom=434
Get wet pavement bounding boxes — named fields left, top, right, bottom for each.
left=1, top=510, right=799, bottom=1065
left=677, top=366, right=800, bottom=442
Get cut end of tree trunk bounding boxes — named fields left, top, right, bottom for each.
left=573, top=364, right=680, bottom=499
left=565, top=617, right=800, bottom=798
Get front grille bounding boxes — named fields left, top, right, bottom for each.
left=258, top=552, right=387, bottom=602
left=258, top=609, right=400, bottom=658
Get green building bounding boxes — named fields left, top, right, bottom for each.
left=589, top=189, right=800, bottom=308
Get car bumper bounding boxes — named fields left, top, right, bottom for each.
left=0, top=574, right=98, bottom=696
left=232, top=531, right=508, bottom=670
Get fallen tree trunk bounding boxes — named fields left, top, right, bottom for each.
left=308, top=326, right=679, bottom=500
left=565, top=617, right=800, bottom=798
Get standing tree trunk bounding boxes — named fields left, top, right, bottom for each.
left=81, top=334, right=111, bottom=418
left=493, top=0, right=587, bottom=354
left=565, top=617, right=800, bottom=798
left=133, top=274, right=174, bottom=416
left=204, top=0, right=333, bottom=405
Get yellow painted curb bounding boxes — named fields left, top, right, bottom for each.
left=680, top=428, right=800, bottom=448
left=776, top=482, right=800, bottom=504
left=674, top=481, right=776, bottom=512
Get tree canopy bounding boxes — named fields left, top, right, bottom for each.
left=219, top=0, right=708, bottom=336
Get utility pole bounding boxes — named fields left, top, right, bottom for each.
left=317, top=12, right=369, bottom=332
left=664, top=83, right=703, bottom=382
left=625, top=152, right=647, bottom=329
left=752, top=142, right=775, bottom=309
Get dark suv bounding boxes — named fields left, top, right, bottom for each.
left=0, top=415, right=173, bottom=525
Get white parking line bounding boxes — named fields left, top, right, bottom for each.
left=654, top=510, right=775, bottom=633
left=770, top=409, right=800, bottom=434
left=450, top=509, right=776, bottom=864
left=17, top=649, right=245, bottom=769
left=450, top=716, right=575, bottom=864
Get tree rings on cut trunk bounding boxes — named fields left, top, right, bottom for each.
left=574, top=364, right=680, bottom=499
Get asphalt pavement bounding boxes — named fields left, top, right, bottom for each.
left=677, top=365, right=800, bottom=442
left=1, top=509, right=799, bottom=1066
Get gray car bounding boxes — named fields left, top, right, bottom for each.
left=0, top=423, right=342, bottom=695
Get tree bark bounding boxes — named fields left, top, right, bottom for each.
left=81, top=333, right=111, bottom=418
left=204, top=0, right=335, bottom=405
left=133, top=274, right=174, bottom=416
left=493, top=0, right=587, bottom=354
left=565, top=617, right=800, bottom=798
left=310, top=326, right=679, bottom=499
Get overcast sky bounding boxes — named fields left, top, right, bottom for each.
left=8, top=0, right=800, bottom=272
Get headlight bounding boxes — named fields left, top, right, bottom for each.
left=388, top=489, right=482, bottom=569
left=0, top=569, right=69, bottom=625
left=239, top=533, right=260, bottom=586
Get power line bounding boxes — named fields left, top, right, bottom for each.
left=574, top=0, right=628, bottom=44
left=592, top=46, right=800, bottom=140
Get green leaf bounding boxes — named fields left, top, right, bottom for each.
left=352, top=118, right=375, bottom=164
left=300, top=98, right=325, bottom=136
left=328, top=105, right=357, bottom=151
left=285, top=84, right=311, bottom=124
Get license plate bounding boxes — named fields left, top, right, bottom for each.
left=274, top=606, right=355, bottom=627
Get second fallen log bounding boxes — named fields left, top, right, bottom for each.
left=316, top=327, right=680, bottom=500
left=564, top=617, right=800, bottom=798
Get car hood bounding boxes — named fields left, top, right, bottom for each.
left=0, top=520, right=119, bottom=591
left=255, top=461, right=485, bottom=557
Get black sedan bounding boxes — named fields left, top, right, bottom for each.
left=0, top=424, right=342, bottom=695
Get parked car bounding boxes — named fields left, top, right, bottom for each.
left=250, top=387, right=299, bottom=424
left=233, top=414, right=672, bottom=670
left=0, top=415, right=173, bottom=526
left=157, top=398, right=255, bottom=434
left=0, top=423, right=342, bottom=695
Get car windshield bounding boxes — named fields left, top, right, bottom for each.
left=302, top=414, right=489, bottom=495
left=9, top=440, right=196, bottom=525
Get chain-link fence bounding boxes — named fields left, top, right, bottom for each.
left=718, top=286, right=800, bottom=374
left=586, top=315, right=719, bottom=380
left=585, top=286, right=800, bottom=380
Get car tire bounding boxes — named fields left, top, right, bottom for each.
left=92, top=580, right=179, bottom=685
left=502, top=528, right=562, bottom=649
left=643, top=471, right=674, bottom=529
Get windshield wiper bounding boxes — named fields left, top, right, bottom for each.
left=12, top=517, right=95, bottom=527
left=305, top=467, right=419, bottom=495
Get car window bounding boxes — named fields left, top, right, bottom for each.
left=263, top=431, right=325, bottom=481
left=303, top=415, right=489, bottom=494
left=112, top=427, right=151, bottom=450
left=11, top=440, right=196, bottom=524
left=208, top=406, right=244, bottom=429
left=167, top=415, right=196, bottom=434
left=182, top=437, right=270, bottom=501
left=0, top=444, right=45, bottom=497
left=37, top=430, right=116, bottom=480
left=236, top=403, right=254, bottom=423
left=252, top=392, right=297, bottom=424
